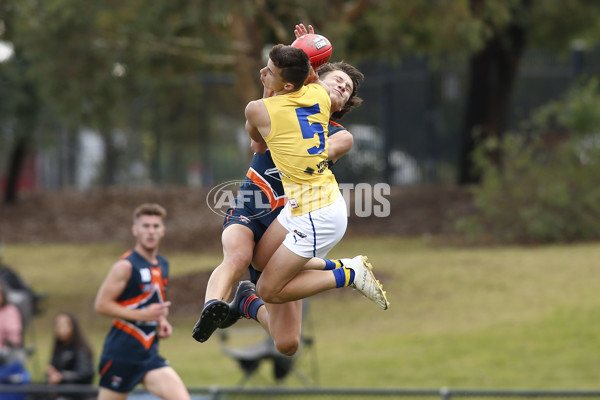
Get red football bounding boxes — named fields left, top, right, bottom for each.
left=291, top=33, right=333, bottom=69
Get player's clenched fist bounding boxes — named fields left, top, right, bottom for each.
left=144, top=301, right=171, bottom=321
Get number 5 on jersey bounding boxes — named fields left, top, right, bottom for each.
left=296, top=104, right=325, bottom=155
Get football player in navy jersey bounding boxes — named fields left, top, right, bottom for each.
left=95, top=204, right=190, bottom=400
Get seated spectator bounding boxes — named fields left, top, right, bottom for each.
left=46, top=312, right=94, bottom=400
left=0, top=262, right=44, bottom=321
left=0, top=280, right=29, bottom=400
left=0, top=280, right=23, bottom=362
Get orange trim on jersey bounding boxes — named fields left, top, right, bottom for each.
left=100, top=359, right=112, bottom=376
left=119, top=292, right=151, bottom=308
left=330, top=121, right=343, bottom=128
left=149, top=266, right=166, bottom=300
left=112, top=319, right=156, bottom=350
left=246, top=168, right=287, bottom=210
left=119, top=266, right=166, bottom=308
left=119, top=250, right=133, bottom=260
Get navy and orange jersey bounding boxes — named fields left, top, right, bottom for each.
left=328, top=121, right=345, bottom=140
left=224, top=120, right=346, bottom=240
left=241, top=148, right=288, bottom=214
left=99, top=250, right=169, bottom=362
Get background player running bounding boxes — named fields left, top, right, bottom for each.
left=95, top=204, right=190, bottom=400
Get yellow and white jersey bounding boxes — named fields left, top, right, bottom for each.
left=263, top=83, right=339, bottom=216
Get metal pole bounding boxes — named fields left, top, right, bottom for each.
left=440, top=386, right=452, bottom=400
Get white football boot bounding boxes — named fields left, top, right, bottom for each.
left=340, top=255, right=389, bottom=310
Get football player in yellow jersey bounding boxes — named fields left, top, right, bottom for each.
left=191, top=25, right=377, bottom=348
left=239, top=43, right=389, bottom=355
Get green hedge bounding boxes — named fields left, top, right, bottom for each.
left=455, top=78, right=600, bottom=244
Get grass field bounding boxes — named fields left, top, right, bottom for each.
left=3, top=237, right=600, bottom=389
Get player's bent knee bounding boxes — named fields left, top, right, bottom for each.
left=226, top=251, right=253, bottom=274
left=259, top=291, right=283, bottom=304
left=274, top=337, right=299, bottom=356
left=256, top=281, right=284, bottom=304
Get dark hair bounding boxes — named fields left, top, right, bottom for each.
left=0, top=280, right=7, bottom=307
left=53, top=312, right=93, bottom=356
left=317, top=62, right=364, bottom=120
left=269, top=44, right=311, bottom=91
left=132, top=203, right=167, bottom=223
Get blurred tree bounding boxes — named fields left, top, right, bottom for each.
left=1, top=0, right=368, bottom=196
left=458, top=0, right=531, bottom=184
left=0, top=1, right=41, bottom=204
left=337, top=0, right=600, bottom=184
left=2, top=0, right=600, bottom=199
left=457, top=0, right=600, bottom=184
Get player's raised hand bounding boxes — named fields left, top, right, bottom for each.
left=294, top=24, right=314, bottom=39
left=263, top=86, right=275, bottom=98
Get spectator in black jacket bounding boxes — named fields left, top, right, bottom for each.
left=46, top=312, right=94, bottom=398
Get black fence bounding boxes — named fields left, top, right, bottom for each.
left=3, top=385, right=600, bottom=400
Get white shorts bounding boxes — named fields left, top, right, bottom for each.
left=277, top=193, right=348, bottom=259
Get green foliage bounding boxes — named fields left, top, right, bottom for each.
left=312, top=0, right=600, bottom=68
left=3, top=0, right=600, bottom=188
left=455, top=79, right=600, bottom=243
left=528, top=0, right=600, bottom=50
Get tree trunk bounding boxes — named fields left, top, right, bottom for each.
left=230, top=7, right=263, bottom=106
left=458, top=0, right=530, bottom=184
left=3, top=135, right=28, bottom=204
left=3, top=78, right=39, bottom=204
